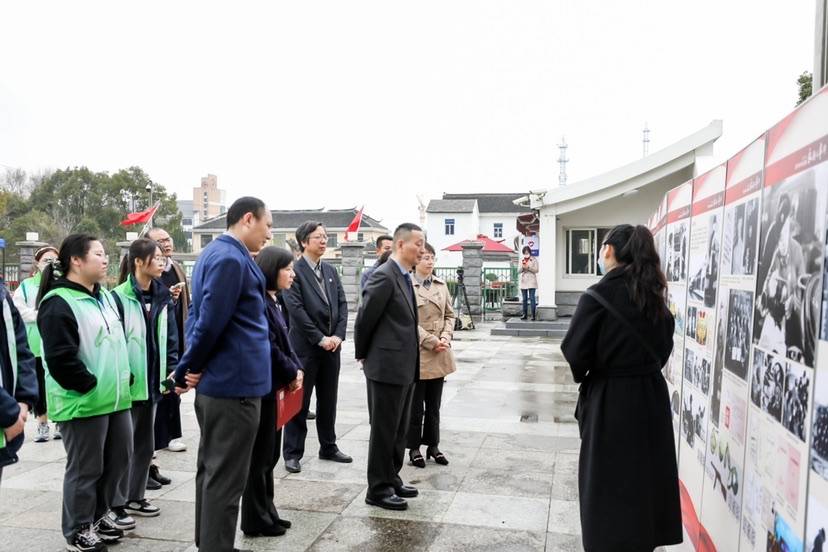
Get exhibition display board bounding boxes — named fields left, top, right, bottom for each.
left=646, top=85, right=828, bottom=552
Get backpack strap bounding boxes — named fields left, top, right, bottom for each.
left=584, top=288, right=663, bottom=366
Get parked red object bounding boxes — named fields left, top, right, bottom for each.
left=443, top=234, right=514, bottom=253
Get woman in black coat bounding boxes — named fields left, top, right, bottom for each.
left=561, top=224, right=682, bottom=552
left=241, top=246, right=304, bottom=537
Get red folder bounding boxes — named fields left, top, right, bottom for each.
left=276, top=386, right=304, bottom=429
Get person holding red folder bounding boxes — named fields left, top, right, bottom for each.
left=241, top=246, right=304, bottom=538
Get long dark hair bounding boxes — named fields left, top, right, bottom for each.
left=118, top=238, right=161, bottom=284
left=36, top=233, right=100, bottom=305
left=255, top=246, right=294, bottom=291
left=603, top=224, right=668, bottom=319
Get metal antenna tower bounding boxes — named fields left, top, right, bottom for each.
left=558, top=136, right=569, bottom=187
left=642, top=123, right=650, bottom=157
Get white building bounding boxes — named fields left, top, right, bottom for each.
left=518, top=120, right=723, bottom=319
left=425, top=193, right=526, bottom=267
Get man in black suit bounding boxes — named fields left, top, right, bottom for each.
left=355, top=223, right=426, bottom=510
left=282, top=221, right=352, bottom=472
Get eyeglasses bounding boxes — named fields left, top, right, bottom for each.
left=309, top=234, right=328, bottom=242
left=155, top=237, right=172, bottom=244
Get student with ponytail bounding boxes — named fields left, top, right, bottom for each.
left=110, top=238, right=179, bottom=527
left=12, top=245, right=59, bottom=442
left=561, top=224, right=682, bottom=552
left=37, top=234, right=133, bottom=552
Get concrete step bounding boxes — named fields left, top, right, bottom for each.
left=490, top=328, right=569, bottom=338
left=504, top=318, right=571, bottom=330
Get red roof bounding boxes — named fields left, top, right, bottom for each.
left=443, top=234, right=515, bottom=253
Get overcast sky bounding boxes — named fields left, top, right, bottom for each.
left=0, top=1, right=817, bottom=231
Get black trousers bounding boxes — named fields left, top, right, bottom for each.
left=59, top=410, right=133, bottom=540
left=366, top=378, right=415, bottom=498
left=194, top=394, right=260, bottom=552
left=406, top=378, right=444, bottom=449
left=241, top=397, right=284, bottom=534
left=283, top=350, right=340, bottom=460
left=154, top=391, right=183, bottom=450
left=34, top=358, right=48, bottom=418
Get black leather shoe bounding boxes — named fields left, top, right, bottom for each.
left=427, top=446, right=449, bottom=466
left=149, top=464, right=171, bottom=485
left=520, top=314, right=528, bottom=320
left=319, top=450, right=352, bottom=463
left=285, top=458, right=301, bottom=473
left=409, top=449, right=425, bottom=468
left=365, top=494, right=408, bottom=511
left=146, top=477, right=162, bottom=490
left=395, top=484, right=419, bottom=498
left=275, top=518, right=292, bottom=529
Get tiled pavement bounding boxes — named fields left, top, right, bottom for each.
left=0, top=324, right=589, bottom=551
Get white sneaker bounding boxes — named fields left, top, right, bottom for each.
left=53, top=424, right=62, bottom=440
left=34, top=422, right=50, bottom=442
left=166, top=439, right=187, bottom=452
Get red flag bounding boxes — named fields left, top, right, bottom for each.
left=120, top=203, right=160, bottom=226
left=344, top=206, right=364, bottom=241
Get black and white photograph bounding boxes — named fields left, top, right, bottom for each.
left=724, top=290, right=754, bottom=380
left=754, top=165, right=828, bottom=368
left=689, top=214, right=721, bottom=308
left=711, top=301, right=726, bottom=427
left=682, top=388, right=708, bottom=448
left=723, top=198, right=760, bottom=276
left=811, top=362, right=828, bottom=480
left=750, top=348, right=765, bottom=409
left=667, top=221, right=689, bottom=283
left=759, top=351, right=785, bottom=422
left=684, top=347, right=711, bottom=395
left=782, top=363, right=811, bottom=442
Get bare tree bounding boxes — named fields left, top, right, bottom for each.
left=1, top=167, right=29, bottom=196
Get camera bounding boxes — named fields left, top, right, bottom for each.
left=456, top=267, right=464, bottom=283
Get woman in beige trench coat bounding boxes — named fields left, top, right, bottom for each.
left=407, top=243, right=457, bottom=468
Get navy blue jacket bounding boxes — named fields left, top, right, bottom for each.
left=174, top=234, right=271, bottom=398
left=112, top=276, right=180, bottom=403
left=0, top=287, right=38, bottom=467
left=264, top=295, right=302, bottom=399
left=282, top=256, right=348, bottom=360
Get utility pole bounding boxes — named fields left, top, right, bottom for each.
left=558, top=136, right=569, bottom=187
left=643, top=123, right=651, bottom=157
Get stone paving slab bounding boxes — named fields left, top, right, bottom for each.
left=0, top=324, right=588, bottom=551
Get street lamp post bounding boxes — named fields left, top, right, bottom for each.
left=145, top=182, right=155, bottom=228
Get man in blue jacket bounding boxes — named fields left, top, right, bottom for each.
left=174, top=196, right=272, bottom=552
left=1, top=283, right=38, bottom=484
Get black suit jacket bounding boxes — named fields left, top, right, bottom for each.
left=354, top=260, right=420, bottom=386
left=265, top=296, right=303, bottom=397
left=282, top=256, right=348, bottom=359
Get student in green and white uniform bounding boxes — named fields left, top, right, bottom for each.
left=111, top=238, right=179, bottom=525
left=12, top=245, right=59, bottom=442
left=37, top=234, right=134, bottom=552
left=0, top=281, right=38, bottom=486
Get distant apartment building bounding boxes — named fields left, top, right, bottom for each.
left=193, top=174, right=226, bottom=223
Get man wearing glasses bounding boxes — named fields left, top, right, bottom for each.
left=281, top=221, right=352, bottom=472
